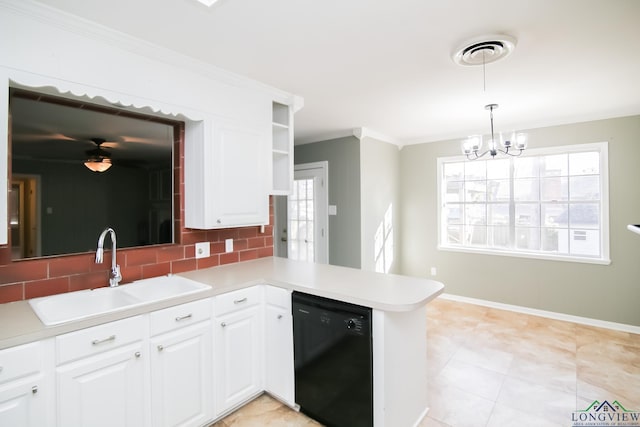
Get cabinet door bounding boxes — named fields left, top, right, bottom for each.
left=0, top=375, right=47, bottom=426
left=264, top=304, right=294, bottom=405
left=214, top=306, right=263, bottom=414
left=185, top=116, right=269, bottom=229
left=211, top=119, right=268, bottom=227
left=56, top=343, right=146, bottom=427
left=150, top=321, right=212, bottom=427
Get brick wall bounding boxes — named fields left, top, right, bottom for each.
left=0, top=123, right=274, bottom=303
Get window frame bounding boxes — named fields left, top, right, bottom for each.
left=437, top=142, right=610, bottom=265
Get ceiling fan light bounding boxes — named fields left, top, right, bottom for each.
left=84, top=158, right=112, bottom=172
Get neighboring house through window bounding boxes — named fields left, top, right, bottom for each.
left=437, top=142, right=610, bottom=264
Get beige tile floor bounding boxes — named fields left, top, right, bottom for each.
left=210, top=296, right=640, bottom=427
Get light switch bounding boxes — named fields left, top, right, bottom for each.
left=225, top=238, right=233, bottom=253
left=195, top=242, right=210, bottom=259
left=329, top=205, right=337, bottom=216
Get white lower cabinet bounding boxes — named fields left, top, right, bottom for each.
left=8, top=284, right=298, bottom=426
left=0, top=339, right=53, bottom=426
left=55, top=316, right=147, bottom=427
left=264, top=286, right=294, bottom=406
left=149, top=299, right=213, bottom=427
left=213, top=286, right=264, bottom=415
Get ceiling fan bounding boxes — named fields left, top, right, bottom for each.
left=84, top=138, right=114, bottom=172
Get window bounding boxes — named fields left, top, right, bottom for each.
left=438, top=142, right=609, bottom=264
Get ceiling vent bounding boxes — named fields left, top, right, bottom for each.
left=452, top=34, right=517, bottom=66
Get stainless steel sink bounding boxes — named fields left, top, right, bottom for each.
left=29, top=275, right=209, bottom=326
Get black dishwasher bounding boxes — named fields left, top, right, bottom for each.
left=292, top=291, right=373, bottom=427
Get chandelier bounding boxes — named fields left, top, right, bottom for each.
left=452, top=34, right=529, bottom=160
left=461, top=103, right=527, bottom=160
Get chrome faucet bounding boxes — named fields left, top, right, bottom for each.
left=95, top=227, right=122, bottom=287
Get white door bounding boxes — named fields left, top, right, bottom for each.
left=287, top=162, right=328, bottom=264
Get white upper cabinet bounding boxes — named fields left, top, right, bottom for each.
left=184, top=106, right=271, bottom=229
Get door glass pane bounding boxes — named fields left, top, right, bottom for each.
left=542, top=204, right=568, bottom=227
left=288, top=177, right=315, bottom=262
left=488, top=226, right=509, bottom=248
left=542, top=228, right=569, bottom=253
left=487, top=180, right=510, bottom=202
left=569, top=203, right=599, bottom=229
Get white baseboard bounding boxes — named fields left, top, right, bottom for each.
left=439, top=293, right=640, bottom=335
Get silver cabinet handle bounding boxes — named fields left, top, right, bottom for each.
left=157, top=345, right=164, bottom=352
left=221, top=322, right=227, bottom=327
left=32, top=385, right=38, bottom=394
left=234, top=298, right=247, bottom=304
left=0, top=366, right=3, bottom=373
left=135, top=352, right=141, bottom=358
left=175, top=314, right=192, bottom=322
left=277, top=314, right=283, bottom=319
left=92, top=335, right=116, bottom=345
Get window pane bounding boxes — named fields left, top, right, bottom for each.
left=514, top=178, right=540, bottom=201
left=487, top=158, right=510, bottom=179
left=444, top=205, right=463, bottom=225
left=570, top=229, right=600, bottom=257
left=488, top=204, right=509, bottom=225
left=569, top=176, right=599, bottom=201
left=465, top=181, right=486, bottom=202
left=464, top=224, right=487, bottom=246
left=541, top=177, right=568, bottom=201
left=445, top=181, right=464, bottom=203
left=465, top=161, right=486, bottom=180
left=515, top=203, right=540, bottom=227
left=570, top=152, right=599, bottom=175
left=444, top=162, right=464, bottom=180
left=541, top=228, right=569, bottom=253
left=514, top=157, right=538, bottom=178
left=569, top=203, right=599, bottom=229
left=488, top=226, right=509, bottom=248
left=487, top=180, right=510, bottom=202
left=541, top=154, right=567, bottom=177
left=516, top=227, right=540, bottom=251
left=465, top=205, right=486, bottom=225
left=446, top=225, right=463, bottom=245
left=542, top=204, right=568, bottom=227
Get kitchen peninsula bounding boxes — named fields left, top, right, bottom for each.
left=0, top=257, right=444, bottom=427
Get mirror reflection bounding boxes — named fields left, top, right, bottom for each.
left=10, top=89, right=177, bottom=259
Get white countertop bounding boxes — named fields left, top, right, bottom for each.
left=180, top=257, right=444, bottom=312
left=0, top=257, right=444, bottom=349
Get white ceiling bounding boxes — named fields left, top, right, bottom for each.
left=32, top=0, right=640, bottom=146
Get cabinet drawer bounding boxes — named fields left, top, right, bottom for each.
left=56, top=316, right=144, bottom=364
left=265, top=285, right=291, bottom=309
left=0, top=341, right=42, bottom=384
left=150, top=298, right=211, bottom=336
left=214, top=286, right=262, bottom=316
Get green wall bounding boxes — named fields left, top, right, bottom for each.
left=295, top=136, right=362, bottom=269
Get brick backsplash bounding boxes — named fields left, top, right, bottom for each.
left=0, top=123, right=275, bottom=303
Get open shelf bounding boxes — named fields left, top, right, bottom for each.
left=271, top=102, right=292, bottom=195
